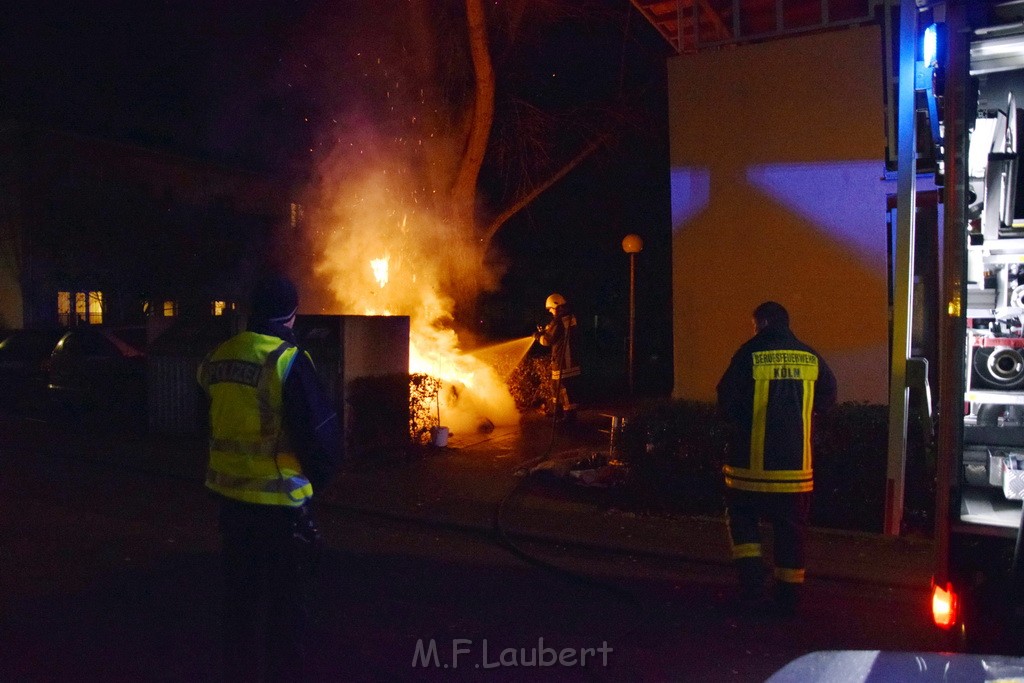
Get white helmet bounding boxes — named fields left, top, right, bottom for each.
left=545, top=293, right=566, bottom=310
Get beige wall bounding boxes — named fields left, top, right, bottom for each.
left=668, top=25, right=891, bottom=404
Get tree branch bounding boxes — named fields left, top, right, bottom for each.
left=480, top=132, right=611, bottom=248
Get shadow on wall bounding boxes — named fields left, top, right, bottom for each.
left=667, top=25, right=890, bottom=405
left=668, top=157, right=894, bottom=405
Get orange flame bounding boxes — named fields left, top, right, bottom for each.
left=370, top=256, right=389, bottom=288
left=312, top=167, right=518, bottom=436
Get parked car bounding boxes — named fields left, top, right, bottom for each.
left=0, top=328, right=65, bottom=412
left=47, top=326, right=148, bottom=425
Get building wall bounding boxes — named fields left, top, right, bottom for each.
left=667, top=25, right=891, bottom=404
left=0, top=124, right=287, bottom=330
left=0, top=130, right=24, bottom=328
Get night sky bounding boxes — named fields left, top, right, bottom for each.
left=1, top=2, right=306, bottom=170
left=1, top=0, right=675, bottom=393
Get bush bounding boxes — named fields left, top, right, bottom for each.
left=812, top=402, right=889, bottom=532
left=506, top=356, right=552, bottom=411
left=618, top=399, right=729, bottom=516
left=409, top=373, right=442, bottom=446
left=617, top=399, right=932, bottom=533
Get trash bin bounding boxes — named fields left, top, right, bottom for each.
left=294, top=314, right=410, bottom=458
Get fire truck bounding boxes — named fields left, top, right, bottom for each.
left=909, top=0, right=1024, bottom=651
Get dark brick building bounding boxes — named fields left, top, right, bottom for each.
left=0, top=122, right=289, bottom=333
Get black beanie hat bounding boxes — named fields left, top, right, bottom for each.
left=250, top=274, right=298, bottom=323
left=753, top=301, right=789, bottom=329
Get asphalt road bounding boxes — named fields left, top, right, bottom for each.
left=0, top=413, right=950, bottom=682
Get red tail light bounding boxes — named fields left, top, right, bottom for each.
left=932, top=581, right=958, bottom=629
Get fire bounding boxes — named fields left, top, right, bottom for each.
left=370, top=256, right=389, bottom=288
left=312, top=167, right=519, bottom=437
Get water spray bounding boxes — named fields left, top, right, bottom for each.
left=468, top=335, right=537, bottom=379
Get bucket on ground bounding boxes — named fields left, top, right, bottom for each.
left=431, top=426, right=450, bottom=447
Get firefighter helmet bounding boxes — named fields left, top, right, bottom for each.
left=545, top=293, right=566, bottom=310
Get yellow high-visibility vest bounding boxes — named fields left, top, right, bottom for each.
left=197, top=331, right=313, bottom=507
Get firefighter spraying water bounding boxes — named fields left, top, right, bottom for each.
left=303, top=169, right=520, bottom=438
left=534, top=293, right=581, bottom=422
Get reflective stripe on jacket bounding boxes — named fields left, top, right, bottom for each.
left=717, top=327, right=837, bottom=494
left=539, top=313, right=580, bottom=380
left=197, top=331, right=313, bottom=507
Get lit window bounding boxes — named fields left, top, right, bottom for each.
left=212, top=300, right=226, bottom=316
left=75, top=292, right=86, bottom=322
left=57, top=291, right=71, bottom=326
left=88, top=291, right=103, bottom=325
left=59, top=291, right=103, bottom=325
left=163, top=300, right=177, bottom=317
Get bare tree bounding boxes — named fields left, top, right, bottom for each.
left=282, top=0, right=660, bottom=314
left=450, top=0, right=495, bottom=231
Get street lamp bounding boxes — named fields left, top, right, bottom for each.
left=621, top=234, right=643, bottom=395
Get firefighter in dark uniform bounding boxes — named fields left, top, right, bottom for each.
left=535, top=293, right=581, bottom=421
left=716, top=301, right=837, bottom=614
left=198, top=274, right=341, bottom=681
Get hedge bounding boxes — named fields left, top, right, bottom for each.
left=617, top=399, right=935, bottom=534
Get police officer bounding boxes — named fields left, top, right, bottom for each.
left=534, top=293, right=581, bottom=421
left=716, top=301, right=837, bottom=615
left=198, top=274, right=341, bottom=681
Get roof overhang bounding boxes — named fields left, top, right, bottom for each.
left=630, top=0, right=883, bottom=54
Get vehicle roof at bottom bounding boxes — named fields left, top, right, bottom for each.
left=766, top=650, right=1024, bottom=682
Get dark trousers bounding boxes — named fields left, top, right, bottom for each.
left=726, top=489, right=811, bottom=593
left=551, top=374, right=580, bottom=414
left=218, top=498, right=321, bottom=682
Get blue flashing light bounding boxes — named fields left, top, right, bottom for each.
left=923, top=24, right=937, bottom=66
